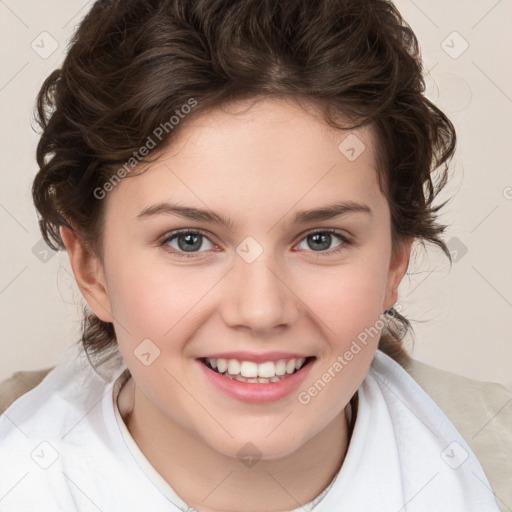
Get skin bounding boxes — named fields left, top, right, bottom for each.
left=61, top=96, right=413, bottom=512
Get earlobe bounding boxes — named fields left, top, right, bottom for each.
left=383, top=237, right=414, bottom=311
left=59, top=225, right=113, bottom=323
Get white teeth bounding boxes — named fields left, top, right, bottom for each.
left=216, top=358, right=228, bottom=373
left=285, top=360, right=296, bottom=374
left=257, top=361, right=275, bottom=378
left=240, top=361, right=258, bottom=378
left=205, top=357, right=309, bottom=379
left=275, top=360, right=286, bottom=376
left=228, top=359, right=241, bottom=375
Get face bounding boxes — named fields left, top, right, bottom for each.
left=67, top=97, right=410, bottom=460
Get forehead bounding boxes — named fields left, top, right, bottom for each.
left=106, top=97, right=382, bottom=221
left=168, top=96, right=377, bottom=165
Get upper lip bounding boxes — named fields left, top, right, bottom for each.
left=198, top=351, right=315, bottom=363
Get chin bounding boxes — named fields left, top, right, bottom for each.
left=205, top=430, right=310, bottom=462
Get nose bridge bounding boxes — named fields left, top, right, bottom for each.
left=223, top=239, right=297, bottom=331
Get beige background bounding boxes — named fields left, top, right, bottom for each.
left=0, top=0, right=510, bottom=389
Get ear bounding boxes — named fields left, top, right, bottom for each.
left=60, top=225, right=113, bottom=323
left=383, top=237, right=414, bottom=311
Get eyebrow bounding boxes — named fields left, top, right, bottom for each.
left=136, top=200, right=372, bottom=228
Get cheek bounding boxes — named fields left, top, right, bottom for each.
left=105, top=252, right=194, bottom=342
left=301, top=257, right=390, bottom=339
left=106, top=254, right=225, bottom=367
left=295, top=262, right=390, bottom=414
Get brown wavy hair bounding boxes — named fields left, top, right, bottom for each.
left=32, top=0, right=456, bottom=370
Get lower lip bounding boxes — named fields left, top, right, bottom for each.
left=196, top=358, right=315, bottom=404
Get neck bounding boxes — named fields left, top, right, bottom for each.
left=119, top=377, right=353, bottom=512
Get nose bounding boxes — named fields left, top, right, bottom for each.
left=221, top=250, right=299, bottom=335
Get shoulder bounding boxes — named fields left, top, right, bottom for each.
left=0, top=356, right=131, bottom=509
left=402, top=356, right=512, bottom=512
left=0, top=367, right=54, bottom=414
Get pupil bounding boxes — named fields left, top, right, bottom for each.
left=309, top=233, right=330, bottom=251
left=178, top=233, right=201, bottom=252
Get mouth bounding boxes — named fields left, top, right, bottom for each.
left=198, top=356, right=316, bottom=384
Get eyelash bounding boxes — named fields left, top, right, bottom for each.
left=160, top=228, right=352, bottom=260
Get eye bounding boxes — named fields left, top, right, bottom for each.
left=161, top=229, right=215, bottom=259
left=160, top=228, right=352, bottom=260
left=295, top=229, right=351, bottom=257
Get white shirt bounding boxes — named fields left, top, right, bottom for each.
left=0, top=348, right=501, bottom=511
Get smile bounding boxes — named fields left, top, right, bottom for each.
left=200, top=357, right=313, bottom=383
left=196, top=355, right=316, bottom=403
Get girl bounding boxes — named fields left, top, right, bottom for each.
left=0, top=0, right=509, bottom=510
